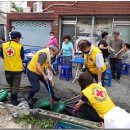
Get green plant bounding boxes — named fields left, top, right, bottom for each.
left=16, top=115, right=54, bottom=128
left=11, top=2, right=23, bottom=13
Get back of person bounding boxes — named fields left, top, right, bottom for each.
left=82, top=83, right=115, bottom=119
left=28, top=48, right=50, bottom=75
left=2, top=41, right=23, bottom=72
left=109, top=38, right=124, bottom=59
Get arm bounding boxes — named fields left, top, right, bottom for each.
left=36, top=53, right=48, bottom=80
left=48, top=64, right=56, bottom=75
left=75, top=99, right=86, bottom=109
left=99, top=44, right=109, bottom=50
left=0, top=46, right=3, bottom=59
left=71, top=48, right=75, bottom=58
left=96, top=53, right=104, bottom=84
left=20, top=46, right=24, bottom=60
left=59, top=49, right=63, bottom=55
left=36, top=63, right=48, bottom=80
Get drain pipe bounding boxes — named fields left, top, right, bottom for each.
left=43, top=1, right=78, bottom=12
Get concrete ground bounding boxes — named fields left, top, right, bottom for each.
left=0, top=58, right=130, bottom=112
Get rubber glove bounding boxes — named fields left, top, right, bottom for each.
left=71, top=107, right=79, bottom=116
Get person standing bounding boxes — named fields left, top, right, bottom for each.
left=59, top=35, right=75, bottom=66
left=122, top=43, right=130, bottom=64
left=109, top=31, right=125, bottom=82
left=1, top=31, right=24, bottom=105
left=98, top=32, right=109, bottom=62
left=48, top=32, right=58, bottom=63
left=77, top=40, right=106, bottom=86
left=27, top=45, right=60, bottom=105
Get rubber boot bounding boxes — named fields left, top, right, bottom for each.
left=11, top=94, right=20, bottom=106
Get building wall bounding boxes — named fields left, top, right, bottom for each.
left=7, top=2, right=130, bottom=46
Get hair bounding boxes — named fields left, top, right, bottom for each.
left=49, top=45, right=59, bottom=52
left=125, top=43, right=130, bottom=49
left=63, top=35, right=71, bottom=41
left=11, top=26, right=15, bottom=30
left=113, top=31, right=120, bottom=35
left=78, top=72, right=94, bottom=90
left=101, top=32, right=108, bottom=38
left=50, top=32, right=54, bottom=35
left=77, top=40, right=91, bottom=51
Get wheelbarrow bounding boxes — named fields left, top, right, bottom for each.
left=33, top=95, right=80, bottom=113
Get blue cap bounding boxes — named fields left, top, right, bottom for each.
left=10, top=31, right=23, bottom=39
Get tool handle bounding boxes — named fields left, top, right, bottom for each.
left=66, top=100, right=79, bottom=105
left=65, top=105, right=74, bottom=109
left=65, top=95, right=80, bottom=103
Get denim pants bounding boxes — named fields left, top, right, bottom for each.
left=27, top=69, right=54, bottom=99
left=110, top=58, right=122, bottom=80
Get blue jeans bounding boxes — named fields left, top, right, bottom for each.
left=27, top=69, right=54, bottom=99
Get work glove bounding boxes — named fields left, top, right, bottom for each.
left=98, top=82, right=102, bottom=86
left=71, top=107, right=79, bottom=116
left=81, top=65, right=87, bottom=72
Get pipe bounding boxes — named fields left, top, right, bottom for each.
left=43, top=1, right=78, bottom=12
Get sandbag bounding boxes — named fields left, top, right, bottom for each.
left=0, top=89, right=8, bottom=101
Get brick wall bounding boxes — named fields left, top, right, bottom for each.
left=7, top=1, right=130, bottom=40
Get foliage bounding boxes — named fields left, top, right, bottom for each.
left=15, top=115, right=55, bottom=128
left=11, top=2, right=23, bottom=13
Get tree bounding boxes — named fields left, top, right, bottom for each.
left=11, top=2, right=23, bottom=13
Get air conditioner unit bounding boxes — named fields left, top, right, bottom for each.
left=33, top=2, right=43, bottom=12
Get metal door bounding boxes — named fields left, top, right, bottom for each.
left=114, top=25, right=130, bottom=43
left=11, top=21, right=52, bottom=49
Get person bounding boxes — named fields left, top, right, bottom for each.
left=1, top=31, right=24, bottom=105
left=122, top=43, right=130, bottom=64
left=77, top=40, right=106, bottom=86
left=48, top=32, right=58, bottom=63
left=98, top=32, right=109, bottom=62
left=109, top=31, right=125, bottom=82
left=8, top=26, right=15, bottom=41
left=72, top=72, right=130, bottom=128
left=59, top=35, right=75, bottom=66
left=48, top=32, right=58, bottom=46
left=27, top=45, right=60, bottom=105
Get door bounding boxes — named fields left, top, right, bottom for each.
left=11, top=21, right=52, bottom=49
left=114, top=25, right=130, bottom=43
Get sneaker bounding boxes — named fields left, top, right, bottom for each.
left=117, top=79, right=120, bottom=83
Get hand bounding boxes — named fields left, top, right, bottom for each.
left=98, top=82, right=102, bottom=86
left=72, top=55, right=75, bottom=59
left=71, top=107, right=79, bottom=116
left=115, top=53, right=118, bottom=58
left=43, top=75, right=48, bottom=80
left=53, top=71, right=57, bottom=76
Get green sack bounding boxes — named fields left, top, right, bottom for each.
left=33, top=98, right=50, bottom=108
left=0, top=89, right=8, bottom=102
left=51, top=101, right=65, bottom=113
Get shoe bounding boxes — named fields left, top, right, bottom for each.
left=27, top=98, right=35, bottom=109
left=117, top=79, right=120, bottom=83
left=11, top=100, right=20, bottom=106
left=52, top=95, right=60, bottom=100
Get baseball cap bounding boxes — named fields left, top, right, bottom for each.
left=10, top=31, right=23, bottom=39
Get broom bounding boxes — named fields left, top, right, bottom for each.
left=47, top=80, right=54, bottom=109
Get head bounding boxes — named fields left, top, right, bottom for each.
left=78, top=72, right=94, bottom=90
left=113, top=31, right=120, bottom=40
left=77, top=40, right=92, bottom=54
left=124, top=43, right=130, bottom=51
left=63, top=35, right=71, bottom=43
left=11, top=26, right=15, bottom=31
left=10, top=31, right=23, bottom=43
left=101, top=32, right=109, bottom=40
left=49, top=45, right=59, bottom=57
left=50, top=32, right=55, bottom=39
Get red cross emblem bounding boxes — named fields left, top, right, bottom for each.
left=6, top=47, right=15, bottom=57
left=96, top=90, right=104, bottom=97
